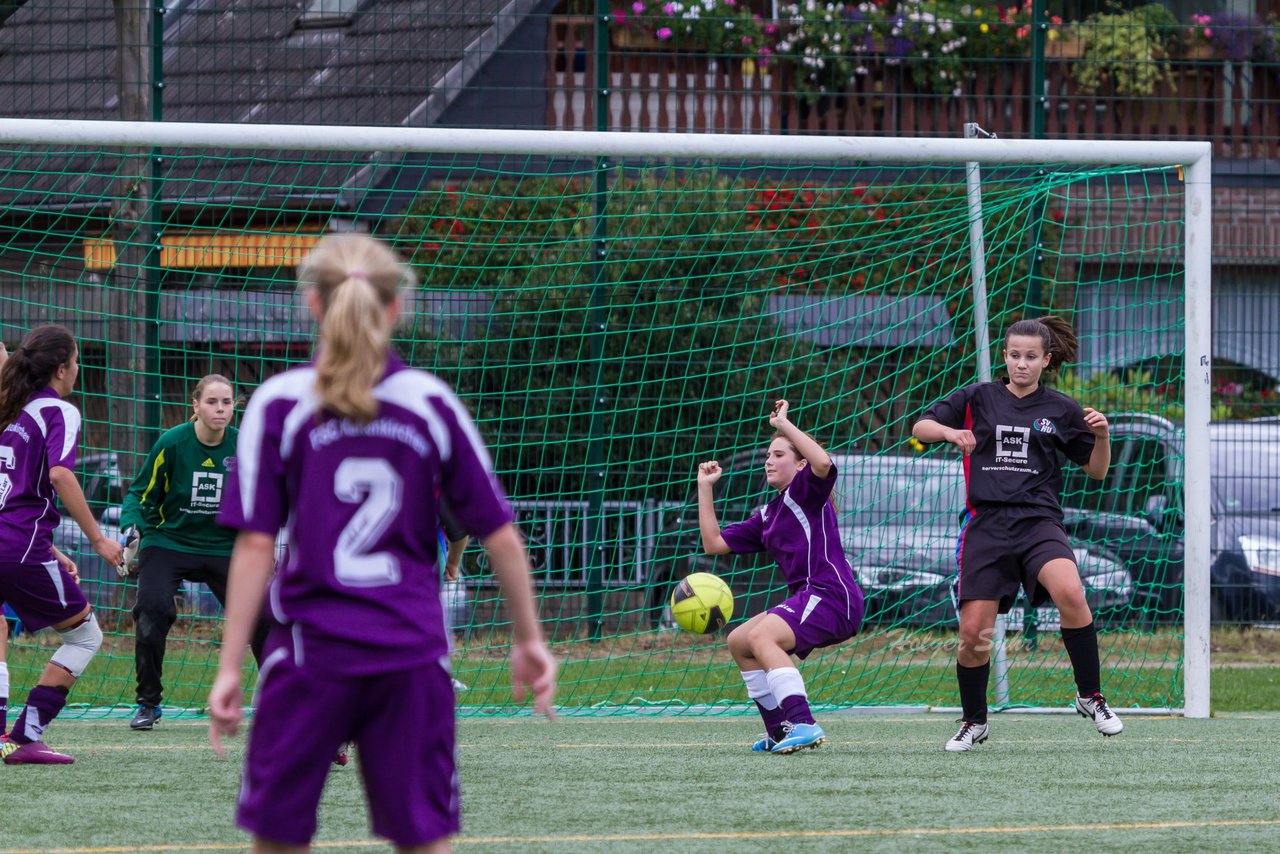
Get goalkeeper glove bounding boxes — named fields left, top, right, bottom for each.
left=117, top=526, right=141, bottom=578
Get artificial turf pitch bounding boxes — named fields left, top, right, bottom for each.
left=4, top=714, right=1279, bottom=853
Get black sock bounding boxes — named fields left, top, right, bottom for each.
left=1061, top=621, right=1101, bottom=697
left=956, top=662, right=990, bottom=724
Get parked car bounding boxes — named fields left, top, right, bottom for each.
left=52, top=453, right=126, bottom=611
left=647, top=451, right=1133, bottom=630
left=1062, top=414, right=1280, bottom=623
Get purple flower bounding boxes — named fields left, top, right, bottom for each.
left=662, top=2, right=676, bottom=13
left=632, top=0, right=645, bottom=13
left=656, top=26, right=673, bottom=39
left=611, top=9, right=627, bottom=24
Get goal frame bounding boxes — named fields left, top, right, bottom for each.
left=0, top=118, right=1212, bottom=717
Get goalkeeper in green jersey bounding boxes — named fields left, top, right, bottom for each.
left=119, top=374, right=267, bottom=731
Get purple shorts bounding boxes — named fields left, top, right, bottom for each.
left=768, top=586, right=863, bottom=660
left=0, top=560, right=89, bottom=632
left=238, top=633, right=460, bottom=847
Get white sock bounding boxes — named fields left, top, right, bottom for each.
left=766, top=666, right=807, bottom=703
left=741, top=669, right=778, bottom=710
left=0, top=661, right=8, bottom=700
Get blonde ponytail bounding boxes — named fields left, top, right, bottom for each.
left=298, top=233, right=413, bottom=422
left=316, top=275, right=387, bottom=420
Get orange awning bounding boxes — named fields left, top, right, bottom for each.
left=84, top=231, right=323, bottom=271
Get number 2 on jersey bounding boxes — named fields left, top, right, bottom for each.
left=333, top=457, right=404, bottom=587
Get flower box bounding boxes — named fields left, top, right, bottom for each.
left=611, top=27, right=669, bottom=51
left=1046, top=34, right=1084, bottom=59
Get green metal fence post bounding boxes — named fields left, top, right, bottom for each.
left=584, top=0, right=612, bottom=640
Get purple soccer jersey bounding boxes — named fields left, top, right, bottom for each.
left=721, top=462, right=863, bottom=627
left=0, top=387, right=80, bottom=565
left=219, top=354, right=515, bottom=676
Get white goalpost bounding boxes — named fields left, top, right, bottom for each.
left=0, top=118, right=1211, bottom=717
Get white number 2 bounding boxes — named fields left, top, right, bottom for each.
left=333, top=458, right=403, bottom=587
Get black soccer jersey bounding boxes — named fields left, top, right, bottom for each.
left=922, top=378, right=1096, bottom=520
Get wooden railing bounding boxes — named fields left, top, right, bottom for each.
left=545, top=16, right=1279, bottom=158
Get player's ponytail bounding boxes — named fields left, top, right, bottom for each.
left=0, top=324, right=76, bottom=429
left=1006, top=315, right=1078, bottom=372
left=299, top=233, right=412, bottom=422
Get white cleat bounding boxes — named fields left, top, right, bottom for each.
left=1076, top=693, right=1124, bottom=736
left=944, top=720, right=989, bottom=752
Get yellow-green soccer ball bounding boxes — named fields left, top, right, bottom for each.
left=670, top=572, right=734, bottom=634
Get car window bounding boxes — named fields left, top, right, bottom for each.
left=718, top=449, right=768, bottom=508
left=838, top=457, right=963, bottom=528
left=1115, top=437, right=1170, bottom=516
left=1062, top=438, right=1126, bottom=514
left=1213, top=434, right=1280, bottom=514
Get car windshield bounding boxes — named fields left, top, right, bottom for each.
left=836, top=458, right=965, bottom=528
left=1213, top=437, right=1280, bottom=513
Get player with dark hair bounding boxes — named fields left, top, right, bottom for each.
left=208, top=233, right=555, bottom=853
left=913, top=315, right=1121, bottom=752
left=119, top=373, right=268, bottom=731
left=0, top=325, right=123, bottom=764
left=697, top=400, right=864, bottom=755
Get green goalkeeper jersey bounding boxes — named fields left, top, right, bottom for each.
left=120, top=421, right=239, bottom=556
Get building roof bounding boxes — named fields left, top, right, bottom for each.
left=0, top=0, right=540, bottom=210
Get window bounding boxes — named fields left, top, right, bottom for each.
left=1118, top=437, right=1171, bottom=517
left=1062, top=439, right=1126, bottom=514
left=298, top=0, right=360, bottom=27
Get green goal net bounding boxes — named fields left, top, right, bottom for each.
left=0, top=123, right=1206, bottom=718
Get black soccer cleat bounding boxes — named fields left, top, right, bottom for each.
left=130, top=703, right=162, bottom=731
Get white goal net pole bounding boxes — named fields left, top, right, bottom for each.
left=1183, top=154, right=1212, bottom=719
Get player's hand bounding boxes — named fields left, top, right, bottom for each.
left=53, top=548, right=78, bottom=583
left=117, top=527, right=141, bottom=578
left=92, top=535, right=124, bottom=571
left=208, top=670, right=244, bottom=759
left=1083, top=407, right=1110, bottom=437
left=510, top=639, right=557, bottom=719
left=944, top=428, right=977, bottom=455
left=769, top=399, right=790, bottom=428
left=444, top=562, right=459, bottom=582
left=697, top=460, right=722, bottom=486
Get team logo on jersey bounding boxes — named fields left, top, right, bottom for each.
left=994, top=424, right=1031, bottom=461
left=190, top=471, right=224, bottom=509
left=1033, top=418, right=1057, bottom=434
left=223, top=456, right=237, bottom=473
left=201, top=457, right=215, bottom=468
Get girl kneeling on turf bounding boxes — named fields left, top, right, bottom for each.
left=697, top=400, right=864, bottom=754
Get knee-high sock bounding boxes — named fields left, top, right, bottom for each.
left=11, top=684, right=69, bottom=745
left=742, top=669, right=785, bottom=737
left=766, top=667, right=815, bottom=726
left=957, top=661, right=990, bottom=724
left=0, top=661, right=8, bottom=734
left=1061, top=621, right=1101, bottom=697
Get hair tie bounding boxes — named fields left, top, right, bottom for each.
left=348, top=270, right=368, bottom=281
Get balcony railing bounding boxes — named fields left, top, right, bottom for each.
left=546, top=16, right=1279, bottom=159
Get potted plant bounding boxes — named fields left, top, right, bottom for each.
left=1071, top=3, right=1179, bottom=96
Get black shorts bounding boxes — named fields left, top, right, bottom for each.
left=955, top=509, right=1076, bottom=613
